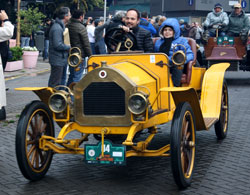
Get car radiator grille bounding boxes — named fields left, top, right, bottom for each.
left=83, top=82, right=125, bottom=115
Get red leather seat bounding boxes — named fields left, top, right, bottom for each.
left=152, top=37, right=196, bottom=85
left=181, top=38, right=197, bottom=85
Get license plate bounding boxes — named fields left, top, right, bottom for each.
left=85, top=140, right=126, bottom=165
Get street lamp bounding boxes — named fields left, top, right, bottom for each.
left=104, top=0, right=107, bottom=23
left=16, top=0, right=21, bottom=47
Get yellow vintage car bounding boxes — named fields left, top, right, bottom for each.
left=15, top=31, right=229, bottom=189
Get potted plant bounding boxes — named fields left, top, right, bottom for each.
left=5, top=46, right=23, bottom=71
left=22, top=46, right=39, bottom=68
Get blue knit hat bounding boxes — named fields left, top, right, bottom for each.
left=214, top=3, right=222, bottom=9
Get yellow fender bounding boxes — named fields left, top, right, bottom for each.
left=15, top=87, right=55, bottom=105
left=160, top=87, right=206, bottom=130
left=15, top=87, right=67, bottom=127
left=200, top=63, right=230, bottom=119
left=161, top=62, right=229, bottom=131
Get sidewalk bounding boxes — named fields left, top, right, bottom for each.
left=4, top=56, right=50, bottom=81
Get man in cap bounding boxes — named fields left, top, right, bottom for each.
left=227, top=3, right=250, bottom=38
left=203, top=3, right=229, bottom=37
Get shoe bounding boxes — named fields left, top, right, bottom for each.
left=0, top=106, right=6, bottom=121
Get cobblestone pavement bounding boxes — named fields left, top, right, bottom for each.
left=0, top=70, right=250, bottom=195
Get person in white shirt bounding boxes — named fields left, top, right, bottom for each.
left=0, top=10, right=14, bottom=120
left=87, top=18, right=96, bottom=54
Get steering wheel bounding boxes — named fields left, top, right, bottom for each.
left=104, top=27, right=137, bottom=52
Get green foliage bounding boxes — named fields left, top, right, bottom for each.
left=54, top=0, right=104, bottom=13
left=8, top=46, right=23, bottom=62
left=81, top=0, right=104, bottom=11
left=19, top=7, right=45, bottom=36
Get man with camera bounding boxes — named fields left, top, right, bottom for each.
left=0, top=10, right=14, bottom=120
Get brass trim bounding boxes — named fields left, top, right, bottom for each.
left=48, top=92, right=68, bottom=113
left=68, top=47, right=82, bottom=68
left=74, top=66, right=136, bottom=126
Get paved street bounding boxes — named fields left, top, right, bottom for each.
left=1, top=65, right=250, bottom=195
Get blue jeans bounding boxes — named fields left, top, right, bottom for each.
left=209, top=31, right=226, bottom=37
left=43, top=40, right=49, bottom=60
left=67, top=60, right=85, bottom=86
left=21, top=37, right=30, bottom=48
left=90, top=43, right=96, bottom=55
left=95, top=39, right=107, bottom=54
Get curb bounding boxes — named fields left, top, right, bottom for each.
left=4, top=59, right=50, bottom=81
left=5, top=68, right=50, bottom=81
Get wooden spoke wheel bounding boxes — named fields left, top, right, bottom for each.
left=170, top=102, right=196, bottom=189
left=16, top=101, right=54, bottom=181
left=215, top=81, right=229, bottom=139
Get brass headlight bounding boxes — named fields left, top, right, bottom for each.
left=128, top=93, right=148, bottom=115
left=172, top=44, right=186, bottom=66
left=172, top=50, right=186, bottom=66
left=68, top=47, right=82, bottom=68
left=48, top=90, right=69, bottom=113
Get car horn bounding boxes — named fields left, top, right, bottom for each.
left=68, top=47, right=82, bottom=70
left=172, top=44, right=186, bottom=67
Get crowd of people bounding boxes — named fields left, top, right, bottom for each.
left=42, top=3, right=250, bottom=88
left=203, top=3, right=250, bottom=39
left=1, top=2, right=250, bottom=117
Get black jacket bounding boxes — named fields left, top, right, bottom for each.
left=44, top=23, right=52, bottom=40
left=132, top=26, right=154, bottom=53
left=67, top=18, right=92, bottom=58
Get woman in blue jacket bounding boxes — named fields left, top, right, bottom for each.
left=155, top=18, right=194, bottom=87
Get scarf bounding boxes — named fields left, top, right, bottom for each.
left=159, top=37, right=174, bottom=55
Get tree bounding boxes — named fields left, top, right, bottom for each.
left=19, top=7, right=45, bottom=36
left=54, top=0, right=104, bottom=13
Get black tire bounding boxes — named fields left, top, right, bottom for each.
left=0, top=106, right=6, bottom=120
left=16, top=100, right=55, bottom=181
left=214, top=81, right=229, bottom=140
left=170, top=102, right=196, bottom=189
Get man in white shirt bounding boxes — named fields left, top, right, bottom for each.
left=87, top=18, right=96, bottom=54
left=0, top=10, right=14, bottom=120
